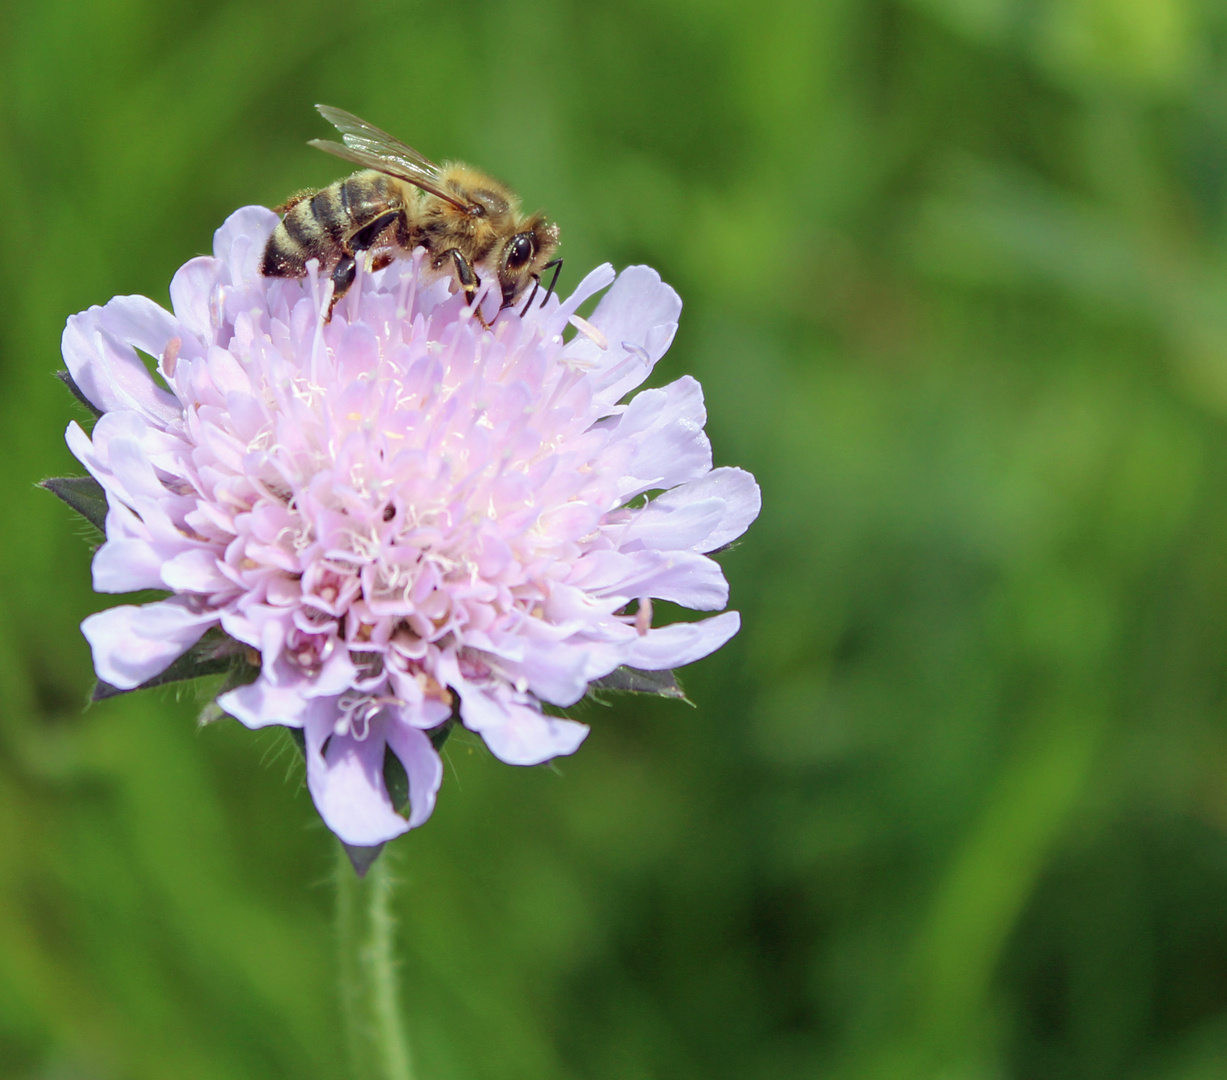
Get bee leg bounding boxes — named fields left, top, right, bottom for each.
left=539, top=259, right=563, bottom=307
left=348, top=210, right=401, bottom=254
left=323, top=211, right=403, bottom=320
left=441, top=249, right=490, bottom=324
left=444, top=248, right=480, bottom=301
left=326, top=255, right=357, bottom=320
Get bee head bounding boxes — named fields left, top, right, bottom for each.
left=497, top=216, right=560, bottom=308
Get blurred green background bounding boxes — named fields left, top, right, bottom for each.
left=4, top=0, right=1227, bottom=1077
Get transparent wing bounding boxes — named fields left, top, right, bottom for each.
left=312, top=105, right=468, bottom=210
left=306, top=139, right=468, bottom=208
left=316, top=105, right=443, bottom=174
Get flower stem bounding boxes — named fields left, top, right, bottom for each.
left=336, top=844, right=416, bottom=1080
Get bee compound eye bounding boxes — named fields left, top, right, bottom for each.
left=507, top=234, right=534, bottom=268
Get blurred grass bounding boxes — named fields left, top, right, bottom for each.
left=5, top=0, right=1227, bottom=1076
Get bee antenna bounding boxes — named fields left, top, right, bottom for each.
left=539, top=259, right=563, bottom=308
left=520, top=275, right=541, bottom=317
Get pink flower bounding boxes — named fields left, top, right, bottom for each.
left=60, top=207, right=760, bottom=847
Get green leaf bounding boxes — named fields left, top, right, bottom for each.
left=590, top=666, right=689, bottom=699
left=94, top=630, right=253, bottom=701
left=41, top=475, right=108, bottom=532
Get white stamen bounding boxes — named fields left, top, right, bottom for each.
left=568, top=314, right=607, bottom=349
left=162, top=337, right=181, bottom=378
left=635, top=597, right=653, bottom=637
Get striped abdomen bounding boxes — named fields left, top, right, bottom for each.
left=261, top=171, right=410, bottom=278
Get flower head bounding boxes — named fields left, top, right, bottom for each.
left=60, top=207, right=760, bottom=846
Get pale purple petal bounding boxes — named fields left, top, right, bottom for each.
left=571, top=548, right=729, bottom=610
left=303, top=705, right=412, bottom=846
left=608, top=376, right=712, bottom=498
left=96, top=295, right=193, bottom=369
left=160, top=548, right=230, bottom=593
left=495, top=638, right=595, bottom=706
left=213, top=205, right=281, bottom=282
left=169, top=256, right=222, bottom=343
left=563, top=265, right=681, bottom=406
left=545, top=263, right=617, bottom=332
left=81, top=599, right=218, bottom=689
left=460, top=688, right=589, bottom=766
left=384, top=722, right=444, bottom=828
left=623, top=467, right=762, bottom=553
left=616, top=497, right=726, bottom=552
left=622, top=611, right=742, bottom=670
left=217, top=672, right=310, bottom=729
left=62, top=300, right=182, bottom=422
left=91, top=536, right=168, bottom=593
left=303, top=647, right=362, bottom=698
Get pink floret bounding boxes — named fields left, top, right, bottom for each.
left=64, top=206, right=760, bottom=846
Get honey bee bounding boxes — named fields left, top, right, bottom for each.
left=262, top=105, right=561, bottom=322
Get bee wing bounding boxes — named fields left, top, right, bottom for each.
left=312, top=105, right=468, bottom=210
left=316, top=105, right=443, bottom=173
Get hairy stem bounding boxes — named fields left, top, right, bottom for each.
left=336, top=845, right=416, bottom=1080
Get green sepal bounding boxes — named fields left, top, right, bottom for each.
left=56, top=369, right=104, bottom=418
left=707, top=539, right=742, bottom=558
left=94, top=629, right=253, bottom=701
left=590, top=666, right=689, bottom=700
left=41, top=475, right=108, bottom=533
left=196, top=656, right=262, bottom=725
left=429, top=718, right=455, bottom=752
left=383, top=745, right=410, bottom=813
left=343, top=842, right=386, bottom=878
